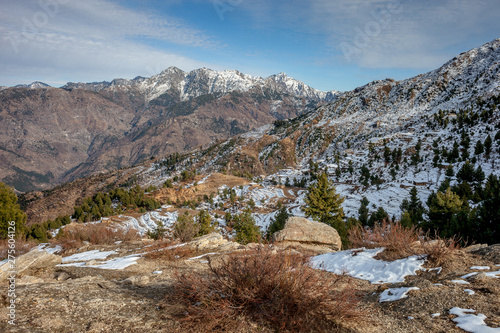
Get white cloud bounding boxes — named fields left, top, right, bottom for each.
left=0, top=0, right=217, bottom=86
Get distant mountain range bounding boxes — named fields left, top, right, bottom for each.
left=0, top=68, right=336, bottom=191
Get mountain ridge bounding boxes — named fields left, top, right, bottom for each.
left=0, top=67, right=335, bottom=192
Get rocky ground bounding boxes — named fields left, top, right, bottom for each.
left=1, top=234, right=499, bottom=333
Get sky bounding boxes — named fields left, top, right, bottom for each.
left=1, top=0, right=499, bottom=92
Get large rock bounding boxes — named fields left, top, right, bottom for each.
left=272, top=217, right=342, bottom=254
left=188, top=233, right=241, bottom=252
left=0, top=248, right=62, bottom=282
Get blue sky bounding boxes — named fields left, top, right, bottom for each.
left=1, top=0, right=499, bottom=91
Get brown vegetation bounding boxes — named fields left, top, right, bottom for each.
left=168, top=246, right=364, bottom=332
left=53, top=223, right=140, bottom=252
left=348, top=220, right=461, bottom=264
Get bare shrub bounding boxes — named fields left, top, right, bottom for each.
left=168, top=246, right=364, bottom=332
left=0, top=238, right=38, bottom=260
left=143, top=240, right=196, bottom=261
left=418, top=233, right=462, bottom=266
left=348, top=220, right=461, bottom=263
left=54, top=223, right=139, bottom=251
left=349, top=220, right=420, bottom=260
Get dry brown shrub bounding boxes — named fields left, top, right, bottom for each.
left=348, top=220, right=461, bottom=263
left=54, top=223, right=139, bottom=251
left=348, top=220, right=420, bottom=260
left=0, top=238, right=38, bottom=260
left=418, top=234, right=462, bottom=266
left=168, top=246, right=364, bottom=332
left=143, top=240, right=196, bottom=261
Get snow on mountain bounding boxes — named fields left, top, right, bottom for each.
left=14, top=81, right=52, bottom=89
left=62, top=67, right=338, bottom=103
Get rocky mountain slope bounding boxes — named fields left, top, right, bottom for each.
left=0, top=68, right=335, bottom=191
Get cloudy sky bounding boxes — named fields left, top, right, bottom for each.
left=1, top=0, right=499, bottom=91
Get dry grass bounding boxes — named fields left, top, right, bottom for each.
left=168, top=246, right=364, bottom=332
left=0, top=238, right=38, bottom=260
left=53, top=223, right=139, bottom=251
left=348, top=220, right=461, bottom=264
left=143, top=239, right=196, bottom=261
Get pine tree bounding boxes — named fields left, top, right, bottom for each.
left=233, top=209, right=261, bottom=244
left=426, top=188, right=463, bottom=237
left=475, top=140, right=484, bottom=155
left=0, top=182, right=27, bottom=239
left=473, top=165, right=485, bottom=184
left=457, top=161, right=475, bottom=183
left=196, top=210, right=216, bottom=236
left=400, top=187, right=425, bottom=225
left=484, top=135, right=492, bottom=156
left=303, top=172, right=346, bottom=245
left=358, top=196, right=370, bottom=226
left=367, top=206, right=389, bottom=226
left=266, top=207, right=289, bottom=239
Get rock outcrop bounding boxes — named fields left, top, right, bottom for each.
left=0, top=248, right=62, bottom=282
left=272, top=216, right=342, bottom=254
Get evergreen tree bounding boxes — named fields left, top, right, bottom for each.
left=400, top=187, right=425, bottom=225
left=0, top=182, right=27, bottom=239
left=266, top=207, right=290, bottom=240
left=475, top=175, right=500, bottom=243
left=475, top=140, right=484, bottom=155
left=473, top=165, right=485, bottom=184
left=233, top=209, right=261, bottom=244
left=400, top=211, right=412, bottom=228
left=445, top=167, right=454, bottom=178
left=367, top=206, right=389, bottom=226
left=484, top=135, right=492, bottom=156
left=456, top=161, right=475, bottom=183
left=358, top=197, right=370, bottom=226
left=303, top=172, right=346, bottom=245
left=196, top=210, right=216, bottom=236
left=426, top=188, right=463, bottom=237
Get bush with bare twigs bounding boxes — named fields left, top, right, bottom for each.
left=348, top=220, right=461, bottom=264
left=168, top=246, right=364, bottom=332
left=54, top=223, right=139, bottom=251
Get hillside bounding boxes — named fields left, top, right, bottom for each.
left=0, top=68, right=334, bottom=192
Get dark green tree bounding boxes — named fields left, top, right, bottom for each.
left=358, top=196, right=370, bottom=226
left=400, top=187, right=425, bottom=225
left=0, top=182, right=27, bottom=239
left=484, top=135, right=492, bottom=156
left=475, top=140, right=484, bottom=155
left=303, top=173, right=346, bottom=246
left=266, top=207, right=290, bottom=240
left=233, top=209, right=261, bottom=244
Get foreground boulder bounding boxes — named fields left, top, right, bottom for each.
left=272, top=217, right=342, bottom=254
left=0, top=247, right=62, bottom=282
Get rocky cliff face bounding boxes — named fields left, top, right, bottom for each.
left=0, top=69, right=334, bottom=191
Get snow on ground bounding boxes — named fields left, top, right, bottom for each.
left=449, top=307, right=500, bottom=333
left=310, top=248, right=426, bottom=284
left=379, top=287, right=420, bottom=302
left=37, top=243, right=62, bottom=254
left=61, top=250, right=117, bottom=263
left=58, top=253, right=141, bottom=270
left=119, top=211, right=178, bottom=235
left=451, top=279, right=471, bottom=285
left=253, top=210, right=278, bottom=230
